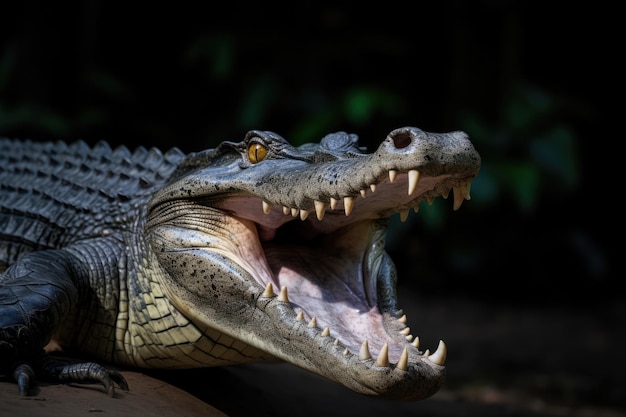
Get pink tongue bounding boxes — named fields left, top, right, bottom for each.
left=264, top=240, right=398, bottom=360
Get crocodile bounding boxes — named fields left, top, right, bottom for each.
left=0, top=126, right=480, bottom=401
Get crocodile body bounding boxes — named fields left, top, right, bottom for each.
left=0, top=127, right=480, bottom=401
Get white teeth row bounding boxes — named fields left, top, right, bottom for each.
left=261, top=283, right=447, bottom=368
left=261, top=169, right=473, bottom=220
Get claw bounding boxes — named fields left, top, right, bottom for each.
left=13, top=363, right=36, bottom=396
left=107, top=369, right=129, bottom=392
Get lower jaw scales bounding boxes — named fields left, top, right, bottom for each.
left=261, top=282, right=447, bottom=370
left=258, top=282, right=447, bottom=400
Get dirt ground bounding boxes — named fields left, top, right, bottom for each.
left=1, top=291, right=624, bottom=417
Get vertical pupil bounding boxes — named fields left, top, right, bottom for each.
left=249, top=144, right=266, bottom=163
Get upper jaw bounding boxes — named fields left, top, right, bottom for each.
left=153, top=126, right=480, bottom=231
left=214, top=168, right=474, bottom=237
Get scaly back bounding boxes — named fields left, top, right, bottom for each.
left=0, top=138, right=184, bottom=271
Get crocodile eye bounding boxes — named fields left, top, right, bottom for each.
left=248, top=143, right=268, bottom=164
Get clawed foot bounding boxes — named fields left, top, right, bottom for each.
left=12, top=359, right=129, bottom=397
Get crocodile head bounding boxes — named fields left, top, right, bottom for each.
left=146, top=126, right=480, bottom=401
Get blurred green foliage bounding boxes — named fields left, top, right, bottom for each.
left=462, top=83, right=579, bottom=213
left=0, top=30, right=580, bottom=219
left=0, top=2, right=613, bottom=303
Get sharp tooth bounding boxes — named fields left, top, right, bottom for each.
left=308, top=317, right=317, bottom=328
left=423, top=349, right=431, bottom=356
left=370, top=184, right=376, bottom=192
left=463, top=180, right=472, bottom=198
left=283, top=206, right=291, bottom=215
left=330, top=197, right=338, bottom=210
left=400, top=327, right=410, bottom=335
left=359, top=340, right=372, bottom=360
left=452, top=188, right=464, bottom=210
left=314, top=200, right=327, bottom=220
left=389, top=170, right=398, bottom=183
left=452, top=181, right=472, bottom=211
left=278, top=286, right=289, bottom=302
left=408, top=169, right=420, bottom=195
left=426, top=197, right=434, bottom=205
left=262, top=201, right=272, bottom=214
left=428, top=340, right=447, bottom=365
left=299, top=209, right=310, bottom=220
left=262, top=282, right=275, bottom=298
left=296, top=311, right=304, bottom=321
left=360, top=189, right=367, bottom=197
left=290, top=208, right=299, bottom=217
left=375, top=343, right=389, bottom=367
left=321, top=327, right=330, bottom=337
left=398, top=314, right=407, bottom=324
left=343, top=196, right=355, bottom=216
left=343, top=348, right=349, bottom=356
left=399, top=209, right=409, bottom=222
left=397, top=347, right=408, bottom=371
left=405, top=334, right=414, bottom=341
left=412, top=336, right=420, bottom=349
left=413, top=206, right=419, bottom=213
left=441, top=189, right=449, bottom=199
left=333, top=339, right=339, bottom=346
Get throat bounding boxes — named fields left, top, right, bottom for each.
left=262, top=220, right=395, bottom=357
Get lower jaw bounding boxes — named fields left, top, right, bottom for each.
left=257, top=292, right=444, bottom=401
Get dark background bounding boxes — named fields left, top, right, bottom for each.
left=0, top=2, right=621, bottom=416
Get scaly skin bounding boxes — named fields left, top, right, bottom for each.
left=0, top=126, right=480, bottom=401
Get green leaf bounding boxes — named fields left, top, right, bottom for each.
left=342, top=87, right=403, bottom=125
left=505, top=85, right=555, bottom=131
left=416, top=198, right=446, bottom=230
left=291, top=110, right=337, bottom=145
left=530, top=126, right=579, bottom=190
left=185, top=35, right=234, bottom=79
left=468, top=165, right=500, bottom=206
left=238, top=76, right=277, bottom=128
left=498, top=162, right=541, bottom=212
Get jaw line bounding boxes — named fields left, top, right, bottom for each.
left=254, top=272, right=446, bottom=401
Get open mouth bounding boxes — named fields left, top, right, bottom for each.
left=213, top=169, right=470, bottom=367
left=147, top=126, right=479, bottom=400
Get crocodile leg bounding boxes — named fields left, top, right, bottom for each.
left=40, top=358, right=129, bottom=396
left=0, top=250, right=128, bottom=396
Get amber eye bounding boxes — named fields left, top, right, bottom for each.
left=248, top=143, right=268, bottom=164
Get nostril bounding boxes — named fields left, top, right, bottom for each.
left=391, top=132, right=412, bottom=149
